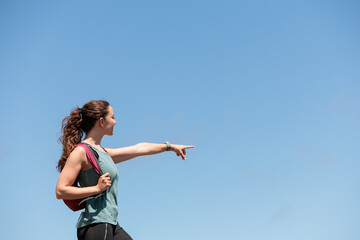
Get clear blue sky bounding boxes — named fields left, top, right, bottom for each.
left=0, top=0, right=359, bottom=239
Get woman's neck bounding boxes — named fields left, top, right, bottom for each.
left=83, top=133, right=104, bottom=147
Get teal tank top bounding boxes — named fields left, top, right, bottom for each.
left=76, top=145, right=119, bottom=228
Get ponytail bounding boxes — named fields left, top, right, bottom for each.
left=57, top=107, right=83, bottom=172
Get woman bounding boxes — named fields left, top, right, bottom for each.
left=55, top=100, right=194, bottom=240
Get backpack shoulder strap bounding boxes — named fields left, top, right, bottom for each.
left=76, top=143, right=103, bottom=175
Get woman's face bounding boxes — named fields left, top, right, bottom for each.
left=101, top=106, right=117, bottom=136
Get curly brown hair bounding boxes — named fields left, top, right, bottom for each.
left=57, top=100, right=110, bottom=172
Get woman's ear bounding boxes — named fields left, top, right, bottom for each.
left=98, top=117, right=104, bottom=127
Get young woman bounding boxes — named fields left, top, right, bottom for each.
left=55, top=100, right=194, bottom=240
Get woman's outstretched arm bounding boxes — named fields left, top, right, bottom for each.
left=106, top=142, right=195, bottom=164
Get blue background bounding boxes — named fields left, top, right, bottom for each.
left=0, top=0, right=359, bottom=239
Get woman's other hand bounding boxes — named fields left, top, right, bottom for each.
left=170, top=144, right=195, bottom=160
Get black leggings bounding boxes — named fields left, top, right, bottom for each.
left=77, top=222, right=133, bottom=240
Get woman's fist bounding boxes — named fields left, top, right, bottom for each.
left=97, top=172, right=111, bottom=192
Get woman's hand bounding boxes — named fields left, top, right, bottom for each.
left=170, top=144, right=195, bottom=160
left=97, top=173, right=111, bottom=192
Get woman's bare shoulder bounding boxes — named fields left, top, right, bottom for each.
left=66, top=145, right=87, bottom=165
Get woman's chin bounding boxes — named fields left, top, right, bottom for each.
left=105, top=131, right=114, bottom=136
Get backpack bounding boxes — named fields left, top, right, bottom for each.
left=63, top=142, right=106, bottom=211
